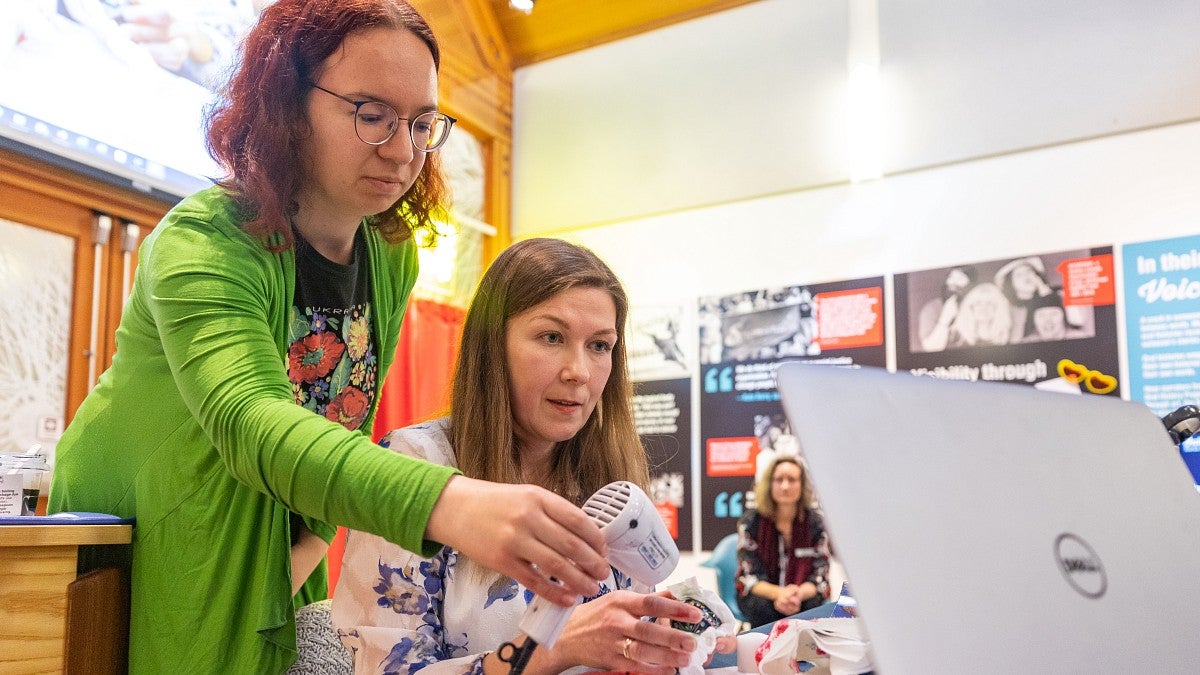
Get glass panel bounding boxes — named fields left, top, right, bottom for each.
left=0, top=218, right=75, bottom=460
left=441, top=125, right=485, bottom=221
left=414, top=125, right=485, bottom=308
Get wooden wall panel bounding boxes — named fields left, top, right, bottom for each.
left=412, top=0, right=514, bottom=262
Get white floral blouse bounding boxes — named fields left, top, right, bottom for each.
left=330, top=417, right=641, bottom=674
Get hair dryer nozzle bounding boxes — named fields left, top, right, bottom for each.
left=581, top=481, right=636, bottom=525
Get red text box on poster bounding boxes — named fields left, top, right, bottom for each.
left=655, top=502, right=679, bottom=539
left=706, top=437, right=758, bottom=477
left=815, top=287, right=884, bottom=350
left=1059, top=253, right=1115, bottom=306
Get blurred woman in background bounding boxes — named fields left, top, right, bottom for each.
left=735, top=455, right=831, bottom=627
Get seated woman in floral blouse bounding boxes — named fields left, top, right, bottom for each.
left=332, top=238, right=702, bottom=674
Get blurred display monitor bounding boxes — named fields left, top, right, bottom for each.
left=0, top=2, right=269, bottom=200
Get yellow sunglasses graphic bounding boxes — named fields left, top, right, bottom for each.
left=1056, top=359, right=1118, bottom=395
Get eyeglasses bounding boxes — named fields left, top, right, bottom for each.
left=310, top=83, right=456, bottom=152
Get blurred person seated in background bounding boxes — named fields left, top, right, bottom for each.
left=333, top=238, right=704, bottom=675
left=736, top=455, right=832, bottom=628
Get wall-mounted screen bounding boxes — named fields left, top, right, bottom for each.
left=0, top=2, right=267, bottom=200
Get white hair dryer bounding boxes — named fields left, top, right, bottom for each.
left=509, top=481, right=679, bottom=667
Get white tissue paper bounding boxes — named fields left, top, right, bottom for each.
left=668, top=576, right=739, bottom=675
left=754, top=618, right=872, bottom=675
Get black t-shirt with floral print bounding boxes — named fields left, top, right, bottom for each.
left=287, top=228, right=376, bottom=544
left=288, top=228, right=377, bottom=430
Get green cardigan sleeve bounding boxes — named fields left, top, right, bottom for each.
left=142, top=189, right=456, bottom=555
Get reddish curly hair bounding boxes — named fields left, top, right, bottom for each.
left=205, top=0, right=448, bottom=250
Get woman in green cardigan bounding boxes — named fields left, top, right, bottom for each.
left=48, top=1, right=607, bottom=672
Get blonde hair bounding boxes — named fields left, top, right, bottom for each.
left=754, top=455, right=813, bottom=519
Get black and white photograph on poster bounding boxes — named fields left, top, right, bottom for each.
left=895, top=247, right=1119, bottom=395
left=905, top=254, right=1098, bottom=353
left=627, top=304, right=691, bottom=382
left=634, top=377, right=693, bottom=551
left=752, top=412, right=800, bottom=485
left=697, top=277, right=887, bottom=549
left=699, top=287, right=821, bottom=364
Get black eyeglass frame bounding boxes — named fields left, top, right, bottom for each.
left=309, top=83, right=456, bottom=152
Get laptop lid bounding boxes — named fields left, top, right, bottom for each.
left=774, top=362, right=1200, bottom=674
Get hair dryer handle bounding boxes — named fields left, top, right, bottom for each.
left=517, top=594, right=579, bottom=648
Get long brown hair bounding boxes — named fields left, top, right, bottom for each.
left=450, top=238, right=648, bottom=506
left=205, top=0, right=447, bottom=250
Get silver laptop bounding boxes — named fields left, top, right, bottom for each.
left=774, top=362, right=1200, bottom=674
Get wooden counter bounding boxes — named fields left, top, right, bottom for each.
left=0, top=523, right=133, bottom=674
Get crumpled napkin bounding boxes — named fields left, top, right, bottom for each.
left=668, top=576, right=740, bottom=675
left=754, top=618, right=872, bottom=675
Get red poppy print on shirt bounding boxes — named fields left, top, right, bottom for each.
left=326, top=387, right=370, bottom=428
left=289, top=331, right=346, bottom=382
left=288, top=306, right=377, bottom=431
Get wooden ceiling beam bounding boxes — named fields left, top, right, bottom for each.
left=491, top=0, right=760, bottom=67
left=447, top=0, right=513, bottom=74
left=413, top=0, right=513, bottom=143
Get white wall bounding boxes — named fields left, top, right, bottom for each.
left=508, top=0, right=1200, bottom=566
left=539, top=120, right=1200, bottom=303
left=512, top=0, right=850, bottom=231
left=509, top=0, right=1200, bottom=340
left=512, top=0, right=1200, bottom=237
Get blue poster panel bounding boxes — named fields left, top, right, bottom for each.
left=895, top=247, right=1119, bottom=397
left=698, top=278, right=887, bottom=549
left=628, top=304, right=694, bottom=550
left=1122, top=235, right=1200, bottom=484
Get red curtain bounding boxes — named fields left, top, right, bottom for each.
left=326, top=298, right=467, bottom=594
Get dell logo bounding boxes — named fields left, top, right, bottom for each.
left=1054, top=533, right=1107, bottom=598
left=1061, top=557, right=1099, bottom=573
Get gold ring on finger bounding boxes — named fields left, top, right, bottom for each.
left=622, top=637, right=634, bottom=660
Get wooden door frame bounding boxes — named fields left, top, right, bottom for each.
left=0, top=148, right=172, bottom=422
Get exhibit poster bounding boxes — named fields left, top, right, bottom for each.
left=895, top=247, right=1119, bottom=397
left=697, top=278, right=886, bottom=549
left=628, top=304, right=694, bottom=549
left=1122, top=234, right=1200, bottom=484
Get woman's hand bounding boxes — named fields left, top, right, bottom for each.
left=773, top=582, right=819, bottom=616
left=772, top=584, right=804, bottom=616
left=703, top=635, right=739, bottom=667
left=540, top=590, right=701, bottom=675
left=425, top=476, right=609, bottom=607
